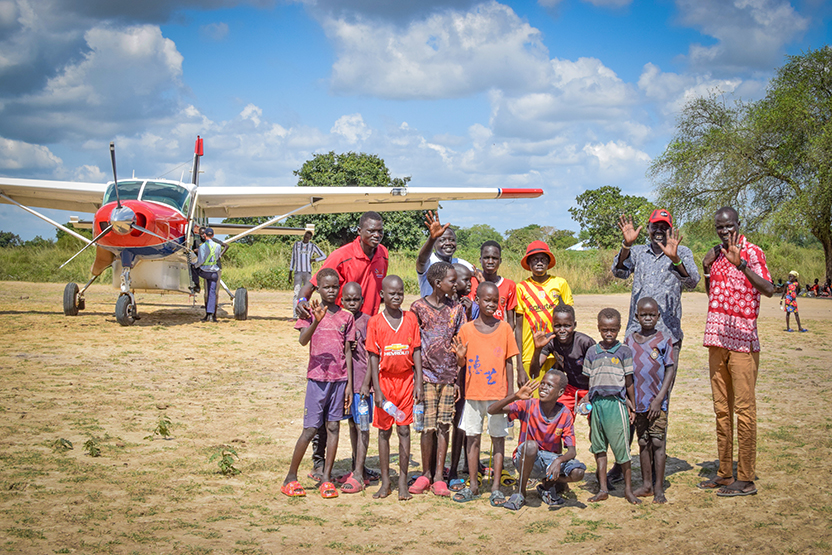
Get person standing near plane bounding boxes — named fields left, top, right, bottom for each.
left=196, top=228, right=224, bottom=322
left=289, top=231, right=327, bottom=318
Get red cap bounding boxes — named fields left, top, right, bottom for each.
left=649, top=208, right=673, bottom=227
left=521, top=240, right=556, bottom=271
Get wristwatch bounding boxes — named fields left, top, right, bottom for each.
left=736, top=260, right=747, bottom=272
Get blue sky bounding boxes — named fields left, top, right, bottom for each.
left=0, top=0, right=830, bottom=240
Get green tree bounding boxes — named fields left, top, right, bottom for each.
left=568, top=186, right=655, bottom=248
left=455, top=224, right=503, bottom=251
left=0, top=231, right=22, bottom=248
left=225, top=152, right=426, bottom=250
left=504, top=224, right=578, bottom=254
left=650, top=47, right=832, bottom=280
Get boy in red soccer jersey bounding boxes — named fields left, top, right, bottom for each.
left=367, top=275, right=423, bottom=501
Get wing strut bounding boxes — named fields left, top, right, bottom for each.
left=223, top=201, right=316, bottom=244
left=0, top=192, right=92, bottom=244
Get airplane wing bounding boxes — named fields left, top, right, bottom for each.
left=0, top=177, right=107, bottom=213
left=196, top=186, right=542, bottom=218
left=0, top=177, right=543, bottom=219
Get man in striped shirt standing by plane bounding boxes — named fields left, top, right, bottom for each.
left=290, top=231, right=327, bottom=318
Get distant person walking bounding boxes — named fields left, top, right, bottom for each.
left=780, top=271, right=807, bottom=332
left=290, top=231, right=327, bottom=318
left=698, top=207, right=774, bottom=498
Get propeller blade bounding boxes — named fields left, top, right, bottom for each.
left=130, top=224, right=168, bottom=242
left=59, top=225, right=113, bottom=269
left=109, top=142, right=121, bottom=208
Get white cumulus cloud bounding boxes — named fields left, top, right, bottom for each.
left=325, top=1, right=551, bottom=99
left=331, top=113, right=371, bottom=143
left=0, top=137, right=61, bottom=170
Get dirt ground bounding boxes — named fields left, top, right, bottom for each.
left=0, top=281, right=831, bottom=555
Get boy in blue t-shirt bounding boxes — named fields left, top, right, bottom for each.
left=624, top=297, right=675, bottom=504
left=577, top=308, right=640, bottom=505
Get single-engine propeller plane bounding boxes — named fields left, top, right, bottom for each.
left=0, top=137, right=543, bottom=325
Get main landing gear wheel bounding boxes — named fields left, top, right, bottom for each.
left=234, top=288, right=248, bottom=321
left=63, top=283, right=80, bottom=316
left=115, top=294, right=136, bottom=326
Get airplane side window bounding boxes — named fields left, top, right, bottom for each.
left=103, top=181, right=142, bottom=205
left=140, top=182, right=190, bottom=213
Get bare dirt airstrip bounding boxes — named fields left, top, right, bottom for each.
left=0, top=282, right=830, bottom=554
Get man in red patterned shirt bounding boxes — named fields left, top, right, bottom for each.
left=699, top=207, right=774, bottom=498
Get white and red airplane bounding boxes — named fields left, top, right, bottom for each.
left=0, top=137, right=543, bottom=325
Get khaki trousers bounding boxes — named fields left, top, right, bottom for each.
left=708, top=346, right=759, bottom=482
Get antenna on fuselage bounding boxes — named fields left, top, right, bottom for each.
left=109, top=142, right=121, bottom=209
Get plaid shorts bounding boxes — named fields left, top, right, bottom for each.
left=423, top=382, right=456, bottom=430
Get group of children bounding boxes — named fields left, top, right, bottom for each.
left=282, top=236, right=677, bottom=509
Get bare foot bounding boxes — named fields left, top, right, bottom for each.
left=398, top=486, right=412, bottom=501
left=632, top=485, right=653, bottom=498
left=653, top=492, right=667, bottom=504
left=373, top=483, right=392, bottom=499
left=625, top=490, right=642, bottom=505
left=588, top=490, right=609, bottom=502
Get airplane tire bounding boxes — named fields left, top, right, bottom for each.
left=115, top=295, right=135, bottom=326
left=234, top=288, right=248, bottom=321
left=63, top=283, right=80, bottom=316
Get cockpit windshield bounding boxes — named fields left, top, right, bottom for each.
left=103, top=181, right=142, bottom=205
left=141, top=181, right=190, bottom=213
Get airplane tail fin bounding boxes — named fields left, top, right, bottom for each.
left=192, top=136, right=203, bottom=186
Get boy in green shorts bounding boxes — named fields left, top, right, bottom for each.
left=577, top=308, right=640, bottom=505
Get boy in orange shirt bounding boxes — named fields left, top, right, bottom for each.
left=451, top=281, right=519, bottom=506
left=367, top=275, right=423, bottom=501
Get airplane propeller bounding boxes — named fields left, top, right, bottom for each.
left=58, top=142, right=172, bottom=269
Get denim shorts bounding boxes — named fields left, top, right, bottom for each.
left=513, top=445, right=586, bottom=480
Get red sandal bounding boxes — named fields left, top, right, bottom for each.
left=280, top=481, right=306, bottom=497
left=320, top=481, right=339, bottom=499
left=341, top=473, right=364, bottom=494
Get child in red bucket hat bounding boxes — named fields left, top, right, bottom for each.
left=515, top=241, right=573, bottom=384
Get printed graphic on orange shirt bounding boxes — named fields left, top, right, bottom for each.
left=467, top=355, right=497, bottom=385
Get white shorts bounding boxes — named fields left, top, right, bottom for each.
left=459, top=400, right=509, bottom=438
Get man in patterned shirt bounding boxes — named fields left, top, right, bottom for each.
left=290, top=231, right=327, bottom=318
left=698, top=207, right=774, bottom=498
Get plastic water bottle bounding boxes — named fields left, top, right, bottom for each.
left=577, top=402, right=593, bottom=416
left=357, top=397, right=370, bottom=432
left=382, top=400, right=407, bottom=424
left=506, top=419, right=514, bottom=440
left=413, top=403, right=425, bottom=432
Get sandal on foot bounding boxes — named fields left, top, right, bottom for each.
left=449, top=478, right=466, bottom=492
left=280, top=481, right=306, bottom=497
left=500, top=469, right=517, bottom=487
left=786, top=328, right=794, bottom=332
left=364, top=468, right=381, bottom=482
left=319, top=481, right=339, bottom=499
left=307, top=470, right=323, bottom=483
left=341, top=473, right=364, bottom=494
left=431, top=480, right=451, bottom=497
left=800, top=328, right=808, bottom=332
left=697, top=478, right=733, bottom=490
left=537, top=483, right=565, bottom=506
left=503, top=492, right=525, bottom=510
left=489, top=490, right=507, bottom=507
left=716, top=484, right=757, bottom=497
left=452, top=487, right=480, bottom=503
left=337, top=473, right=369, bottom=486
left=408, top=475, right=431, bottom=494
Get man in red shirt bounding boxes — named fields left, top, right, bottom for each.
left=699, top=207, right=774, bottom=498
left=296, top=211, right=388, bottom=318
